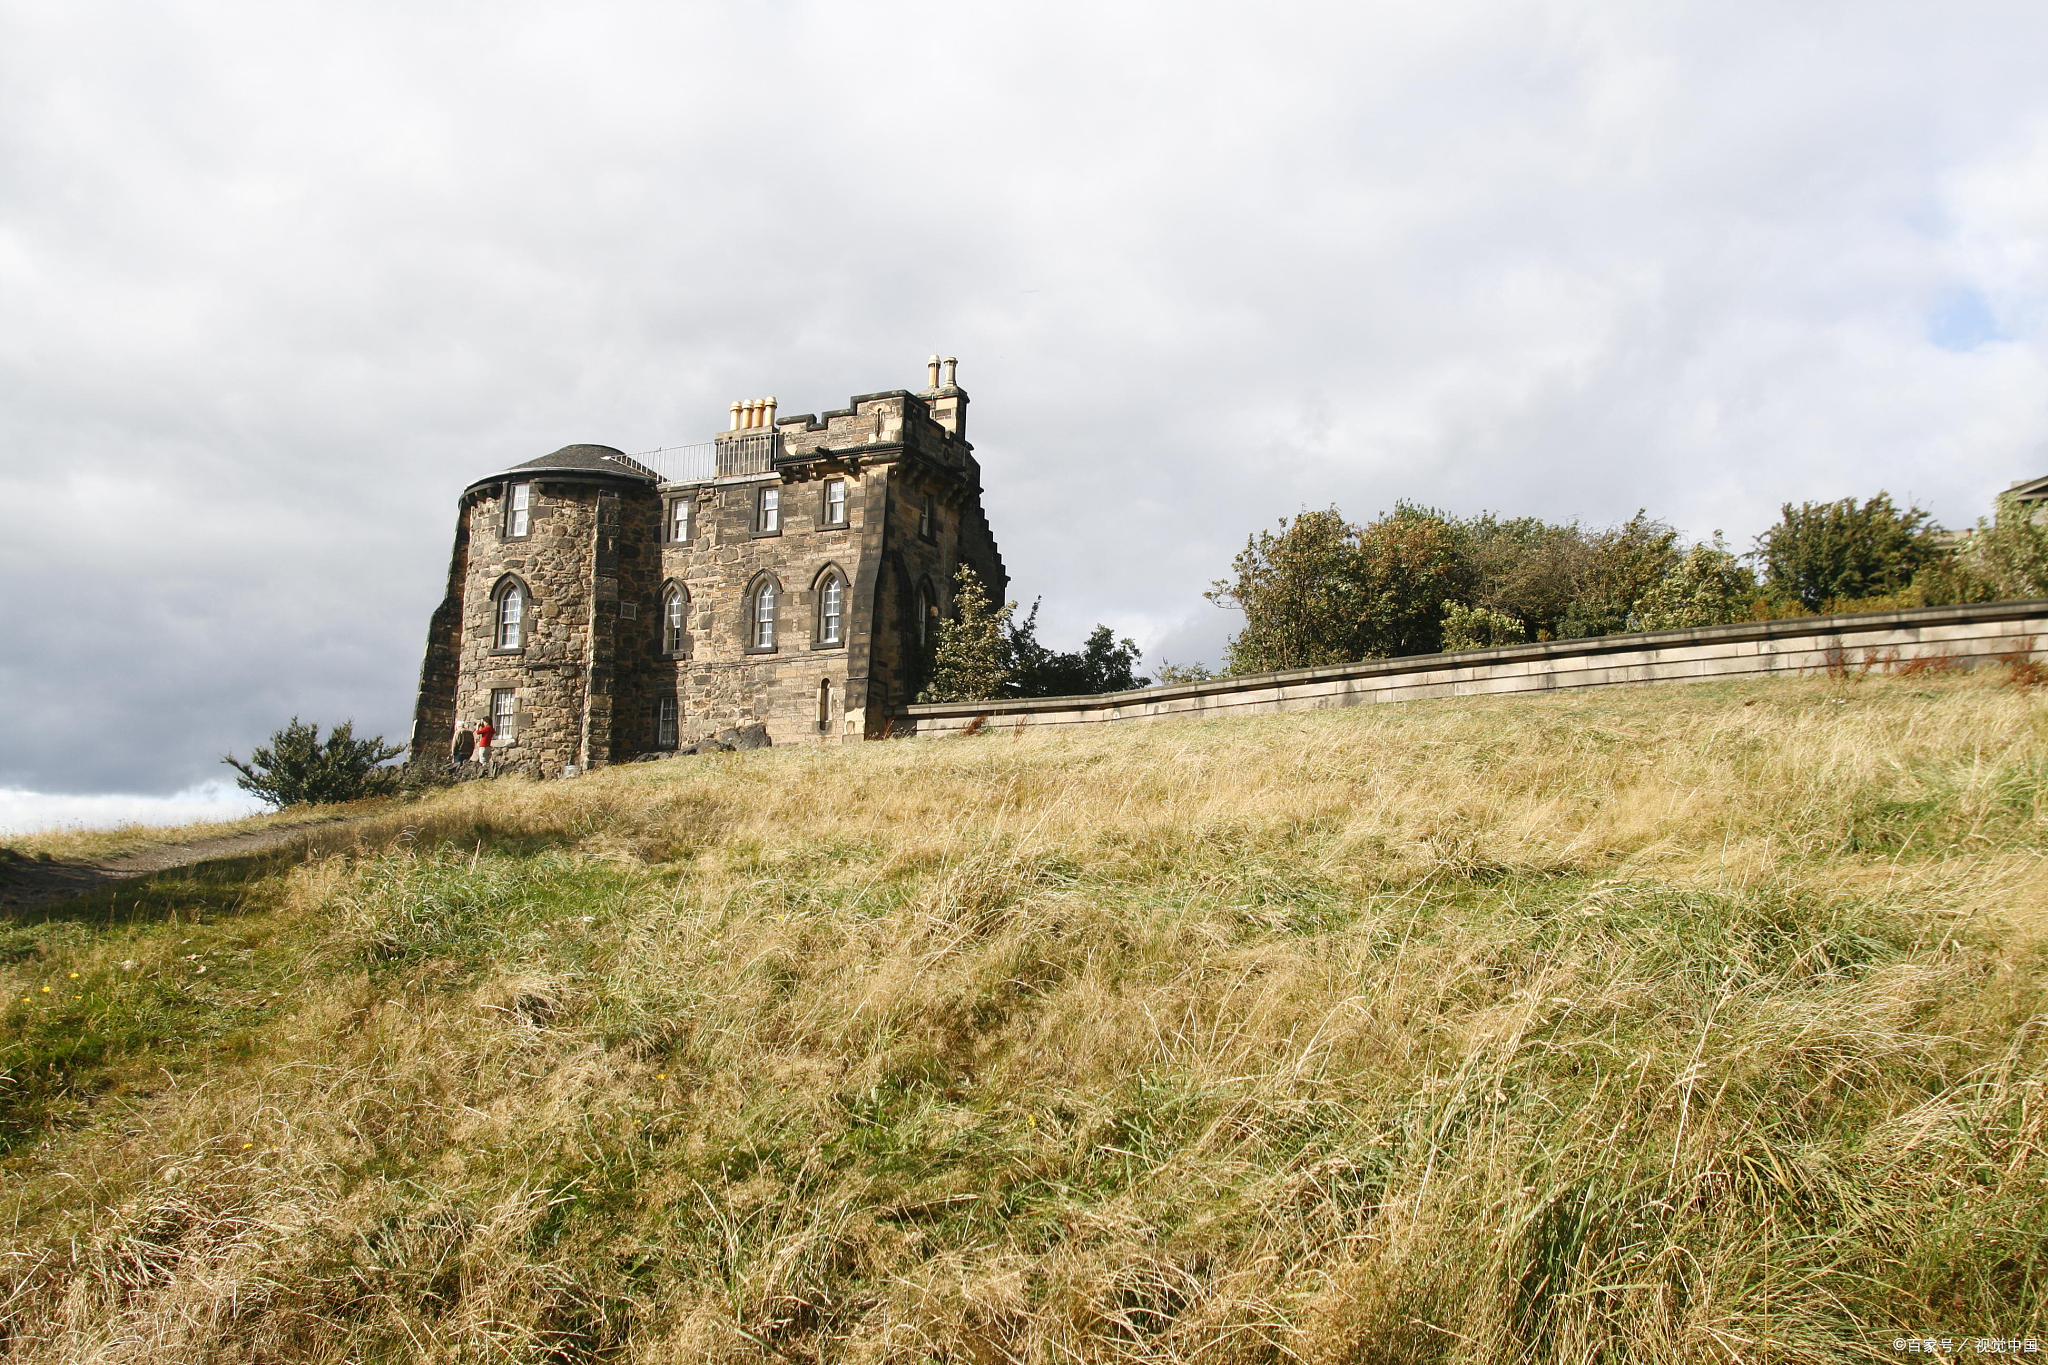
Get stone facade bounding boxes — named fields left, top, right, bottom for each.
left=408, top=363, right=1005, bottom=772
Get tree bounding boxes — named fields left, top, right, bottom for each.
left=1558, top=512, right=1681, bottom=638
left=1207, top=508, right=1367, bottom=674
left=222, top=718, right=404, bottom=808
left=1756, top=493, right=1942, bottom=611
left=1003, top=603, right=1149, bottom=696
left=1917, top=493, right=2048, bottom=605
left=1458, top=514, right=1595, bottom=641
left=1153, top=660, right=1215, bottom=685
left=919, top=564, right=1014, bottom=703
left=1352, top=504, right=1472, bottom=657
left=1632, top=538, right=1756, bottom=631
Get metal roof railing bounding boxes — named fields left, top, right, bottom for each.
left=630, top=432, right=779, bottom=484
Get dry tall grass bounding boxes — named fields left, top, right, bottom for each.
left=1, top=673, right=2044, bottom=1362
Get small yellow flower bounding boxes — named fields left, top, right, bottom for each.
left=40, top=987, right=49, bottom=994
left=241, top=1143, right=253, bottom=1150
left=67, top=973, right=78, bottom=979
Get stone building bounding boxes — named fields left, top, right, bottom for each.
left=407, top=359, right=1005, bottom=773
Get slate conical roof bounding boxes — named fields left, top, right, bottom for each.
left=468, top=444, right=658, bottom=491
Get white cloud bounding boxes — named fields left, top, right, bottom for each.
left=0, top=781, right=266, bottom=837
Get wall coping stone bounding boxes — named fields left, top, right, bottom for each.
left=900, top=599, right=2048, bottom=722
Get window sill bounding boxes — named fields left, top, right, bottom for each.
left=664, top=650, right=694, bottom=661
left=500, top=534, right=532, bottom=544
left=750, top=528, right=783, bottom=539
left=820, top=520, right=848, bottom=531
left=742, top=645, right=779, bottom=656
left=810, top=640, right=846, bottom=651
left=489, top=647, right=526, bottom=657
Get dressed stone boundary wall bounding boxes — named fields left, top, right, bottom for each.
left=898, top=600, right=2048, bottom=739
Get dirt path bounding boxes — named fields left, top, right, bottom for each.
left=0, top=818, right=361, bottom=916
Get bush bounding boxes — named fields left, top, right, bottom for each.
left=1440, top=600, right=1527, bottom=650
left=222, top=719, right=404, bottom=808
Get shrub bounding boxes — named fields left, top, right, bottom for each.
left=221, top=718, right=404, bottom=808
left=1440, top=600, right=1527, bottom=650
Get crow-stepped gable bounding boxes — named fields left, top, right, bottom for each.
left=408, top=358, right=1005, bottom=773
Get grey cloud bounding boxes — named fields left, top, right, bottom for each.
left=4, top=0, right=2046, bottom=796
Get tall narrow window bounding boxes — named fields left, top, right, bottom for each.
left=918, top=494, right=934, bottom=539
left=818, top=574, right=843, bottom=645
left=663, top=584, right=688, bottom=653
left=757, top=486, right=781, bottom=534
left=656, top=696, right=679, bottom=748
left=753, top=580, right=777, bottom=649
left=823, top=479, right=847, bottom=526
left=496, top=582, right=525, bottom=649
left=916, top=582, right=935, bottom=647
left=667, top=498, right=691, bottom=543
left=818, top=678, right=833, bottom=732
left=490, top=688, right=517, bottom=738
left=505, top=483, right=532, bottom=537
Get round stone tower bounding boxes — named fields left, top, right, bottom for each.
left=410, top=444, right=662, bottom=776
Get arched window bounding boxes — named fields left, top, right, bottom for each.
left=816, top=570, right=844, bottom=645
left=751, top=578, right=778, bottom=650
left=495, top=580, right=526, bottom=650
left=662, top=584, right=690, bottom=654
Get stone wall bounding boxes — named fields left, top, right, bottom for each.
left=900, top=601, right=2048, bottom=738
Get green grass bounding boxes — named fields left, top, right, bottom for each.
left=0, top=673, right=2044, bottom=1361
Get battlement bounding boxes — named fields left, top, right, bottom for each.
left=633, top=359, right=974, bottom=488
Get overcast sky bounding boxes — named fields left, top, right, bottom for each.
left=4, top=0, right=2046, bottom=824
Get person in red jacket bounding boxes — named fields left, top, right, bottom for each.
left=473, top=719, right=494, bottom=768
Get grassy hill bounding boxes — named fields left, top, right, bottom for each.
left=1, top=673, right=2045, bottom=1362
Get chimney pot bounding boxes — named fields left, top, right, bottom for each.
left=926, top=355, right=942, bottom=390
left=941, top=356, right=958, bottom=389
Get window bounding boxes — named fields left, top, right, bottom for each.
left=818, top=678, right=833, bottom=732
left=663, top=584, right=689, bottom=653
left=667, top=497, right=691, bottom=543
left=490, top=688, right=517, bottom=738
left=505, top=483, right=532, bottom=537
left=756, top=486, right=781, bottom=534
left=495, top=582, right=526, bottom=650
left=619, top=602, right=637, bottom=620
left=823, top=479, right=847, bottom=526
left=918, top=494, right=934, bottom=539
left=656, top=696, right=679, bottom=748
left=817, top=573, right=844, bottom=645
left=916, top=582, right=936, bottom=647
left=752, top=579, right=777, bottom=649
